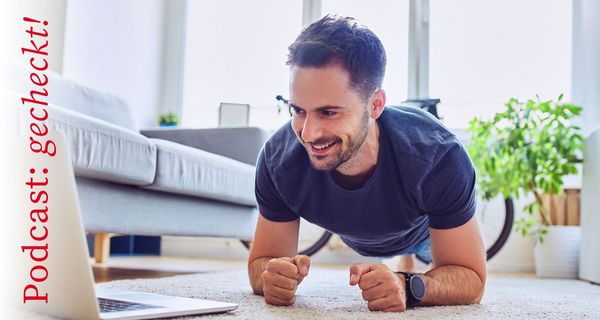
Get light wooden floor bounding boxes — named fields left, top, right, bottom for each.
left=92, top=265, right=193, bottom=283
left=92, top=256, right=248, bottom=283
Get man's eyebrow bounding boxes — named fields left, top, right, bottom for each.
left=288, top=103, right=344, bottom=111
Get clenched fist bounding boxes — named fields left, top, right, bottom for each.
left=261, top=255, right=310, bottom=306
left=349, top=264, right=407, bottom=312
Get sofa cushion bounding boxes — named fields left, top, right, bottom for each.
left=29, top=102, right=157, bottom=185
left=144, top=139, right=256, bottom=207
left=3, top=59, right=137, bottom=131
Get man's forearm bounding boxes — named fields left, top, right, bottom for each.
left=419, top=265, right=486, bottom=306
left=248, top=257, right=273, bottom=295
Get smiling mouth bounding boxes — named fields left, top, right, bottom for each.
left=309, top=141, right=338, bottom=155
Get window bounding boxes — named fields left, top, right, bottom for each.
left=430, top=0, right=572, bottom=128
left=182, top=1, right=302, bottom=129
left=182, top=1, right=570, bottom=130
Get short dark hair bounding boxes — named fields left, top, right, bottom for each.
left=287, top=15, right=387, bottom=101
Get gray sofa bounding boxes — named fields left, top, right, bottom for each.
left=4, top=60, right=269, bottom=261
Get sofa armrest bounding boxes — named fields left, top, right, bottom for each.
left=140, top=127, right=271, bottom=165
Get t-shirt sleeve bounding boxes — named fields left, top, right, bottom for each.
left=420, top=137, right=477, bottom=229
left=255, top=145, right=298, bottom=222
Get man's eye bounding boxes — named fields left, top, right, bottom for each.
left=320, top=110, right=336, bottom=117
left=291, top=107, right=305, bottom=116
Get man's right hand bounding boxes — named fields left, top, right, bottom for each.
left=261, top=255, right=310, bottom=306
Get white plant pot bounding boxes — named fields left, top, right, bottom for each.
left=534, top=226, right=581, bottom=278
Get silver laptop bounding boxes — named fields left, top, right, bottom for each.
left=9, top=132, right=237, bottom=319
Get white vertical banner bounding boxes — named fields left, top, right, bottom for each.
left=1, top=0, right=67, bottom=317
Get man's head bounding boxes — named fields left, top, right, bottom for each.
left=286, top=15, right=387, bottom=172
left=287, top=15, right=387, bottom=102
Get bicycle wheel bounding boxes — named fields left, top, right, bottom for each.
left=240, top=218, right=333, bottom=256
left=484, top=197, right=514, bottom=260
left=475, top=196, right=514, bottom=260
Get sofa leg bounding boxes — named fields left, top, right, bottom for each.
left=94, top=233, right=113, bottom=263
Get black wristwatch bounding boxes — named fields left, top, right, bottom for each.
left=397, top=271, right=426, bottom=307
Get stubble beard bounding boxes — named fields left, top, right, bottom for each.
left=308, top=107, right=371, bottom=172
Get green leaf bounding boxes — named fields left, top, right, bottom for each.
left=467, top=95, right=583, bottom=242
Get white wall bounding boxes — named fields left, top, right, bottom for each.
left=62, top=0, right=166, bottom=129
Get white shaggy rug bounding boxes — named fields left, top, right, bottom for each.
left=93, top=267, right=600, bottom=320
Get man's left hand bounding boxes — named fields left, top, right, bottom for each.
left=349, top=264, right=407, bottom=312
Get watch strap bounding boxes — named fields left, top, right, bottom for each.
left=397, top=271, right=421, bottom=308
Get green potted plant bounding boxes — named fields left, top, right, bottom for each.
left=467, top=94, right=584, bottom=277
left=158, top=111, right=179, bottom=127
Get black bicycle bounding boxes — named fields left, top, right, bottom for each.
left=242, top=98, right=514, bottom=261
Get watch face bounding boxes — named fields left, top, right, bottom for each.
left=410, top=276, right=426, bottom=300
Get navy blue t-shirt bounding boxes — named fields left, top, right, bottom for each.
left=255, top=106, right=476, bottom=257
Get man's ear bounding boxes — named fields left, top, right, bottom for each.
left=370, top=89, right=386, bottom=119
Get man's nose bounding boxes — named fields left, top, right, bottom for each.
left=301, top=115, right=322, bottom=143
